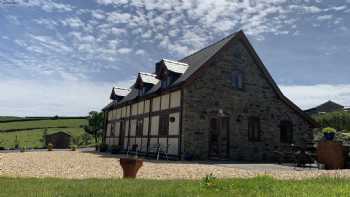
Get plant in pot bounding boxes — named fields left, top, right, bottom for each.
left=48, top=143, right=53, bottom=151
left=119, top=156, right=143, bottom=178
left=322, top=127, right=336, bottom=141
left=99, top=143, right=108, bottom=152
left=70, top=144, right=77, bottom=151
left=119, top=145, right=143, bottom=178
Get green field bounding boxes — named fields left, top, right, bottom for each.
left=0, top=118, right=90, bottom=148
left=0, top=116, right=24, bottom=121
left=0, top=119, right=87, bottom=131
left=0, top=176, right=349, bottom=197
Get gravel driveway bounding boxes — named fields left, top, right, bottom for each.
left=0, top=150, right=349, bottom=180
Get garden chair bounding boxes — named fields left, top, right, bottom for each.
left=151, top=143, right=169, bottom=160
left=126, top=144, right=139, bottom=157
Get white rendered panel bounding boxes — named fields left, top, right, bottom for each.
left=169, top=112, right=180, bottom=135
left=150, top=116, right=159, bottom=135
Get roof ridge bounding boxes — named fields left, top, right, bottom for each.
left=162, top=59, right=189, bottom=66
left=139, top=72, right=157, bottom=77
left=179, top=31, right=239, bottom=62
left=113, top=87, right=131, bottom=91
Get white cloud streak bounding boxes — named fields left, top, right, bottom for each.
left=280, top=84, right=350, bottom=110
left=0, top=79, right=132, bottom=116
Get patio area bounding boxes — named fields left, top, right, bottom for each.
left=0, top=149, right=348, bottom=180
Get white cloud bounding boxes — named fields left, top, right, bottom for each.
left=280, top=84, right=350, bottom=109
left=317, top=15, right=333, bottom=21
left=0, top=79, right=132, bottom=116
left=118, top=48, right=132, bottom=54
left=61, top=17, right=85, bottom=29
left=17, top=0, right=74, bottom=12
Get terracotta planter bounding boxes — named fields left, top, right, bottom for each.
left=317, top=141, right=345, bottom=169
left=120, top=158, right=143, bottom=178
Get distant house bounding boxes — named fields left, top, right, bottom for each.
left=45, top=131, right=72, bottom=149
left=102, top=30, right=316, bottom=161
left=305, top=101, right=347, bottom=115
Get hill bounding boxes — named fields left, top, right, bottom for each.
left=0, top=118, right=91, bottom=149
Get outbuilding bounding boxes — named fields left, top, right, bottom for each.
left=45, top=131, right=72, bottom=149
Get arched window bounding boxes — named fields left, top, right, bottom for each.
left=280, top=120, right=293, bottom=144
left=232, top=70, right=243, bottom=89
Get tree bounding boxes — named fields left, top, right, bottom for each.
left=84, top=111, right=104, bottom=150
left=40, top=128, right=48, bottom=148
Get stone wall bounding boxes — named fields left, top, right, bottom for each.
left=182, top=38, right=314, bottom=161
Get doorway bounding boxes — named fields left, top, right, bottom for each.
left=209, top=117, right=229, bottom=159
left=119, top=120, right=125, bottom=147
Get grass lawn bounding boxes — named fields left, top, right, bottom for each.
left=0, top=128, right=87, bottom=148
left=0, top=119, right=87, bottom=131
left=0, top=176, right=349, bottom=197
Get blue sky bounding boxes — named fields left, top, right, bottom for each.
left=0, top=0, right=350, bottom=116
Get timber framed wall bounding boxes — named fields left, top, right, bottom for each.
left=105, top=90, right=182, bottom=157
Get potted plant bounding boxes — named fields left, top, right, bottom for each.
left=120, top=157, right=143, bottom=178
left=48, top=143, right=53, bottom=151
left=322, top=127, right=336, bottom=141
left=99, top=143, right=108, bottom=152
left=70, top=145, right=77, bottom=151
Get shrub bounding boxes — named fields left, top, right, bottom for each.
left=14, top=135, right=19, bottom=149
left=322, top=127, right=336, bottom=134
left=48, top=143, right=53, bottom=151
left=70, top=145, right=77, bottom=151
left=99, top=143, right=108, bottom=152
left=110, top=145, right=120, bottom=154
left=201, top=173, right=217, bottom=188
left=81, top=133, right=92, bottom=145
left=20, top=147, right=26, bottom=153
left=314, top=111, right=350, bottom=131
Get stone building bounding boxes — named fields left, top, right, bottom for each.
left=102, top=30, right=317, bottom=161
left=305, top=100, right=347, bottom=115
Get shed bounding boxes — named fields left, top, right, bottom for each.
left=45, top=131, right=72, bottom=149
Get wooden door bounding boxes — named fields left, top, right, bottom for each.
left=209, top=117, right=229, bottom=159
left=119, top=120, right=125, bottom=147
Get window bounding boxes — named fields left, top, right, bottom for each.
left=248, top=117, right=261, bottom=141
left=280, top=120, right=293, bottom=144
left=161, top=77, right=172, bottom=89
left=138, top=87, right=146, bottom=97
left=136, top=118, right=143, bottom=137
left=161, top=74, right=176, bottom=89
left=159, top=113, right=169, bottom=136
left=232, top=70, right=243, bottom=89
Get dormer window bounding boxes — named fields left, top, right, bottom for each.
left=155, top=59, right=189, bottom=90
left=134, top=72, right=159, bottom=97
left=138, top=87, right=146, bottom=97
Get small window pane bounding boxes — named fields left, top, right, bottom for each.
left=248, top=117, right=261, bottom=141
left=159, top=114, right=169, bottom=136
left=232, top=71, right=243, bottom=89
left=280, top=121, right=293, bottom=143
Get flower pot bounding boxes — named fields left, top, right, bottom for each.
left=324, top=133, right=335, bottom=141
left=120, top=158, right=143, bottom=178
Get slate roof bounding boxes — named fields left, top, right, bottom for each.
left=116, top=33, right=237, bottom=104
left=139, top=72, right=159, bottom=85
left=162, top=59, right=189, bottom=74
left=112, top=87, right=131, bottom=97
left=119, top=85, right=139, bottom=104
left=172, top=32, right=238, bottom=85
left=107, top=31, right=238, bottom=106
